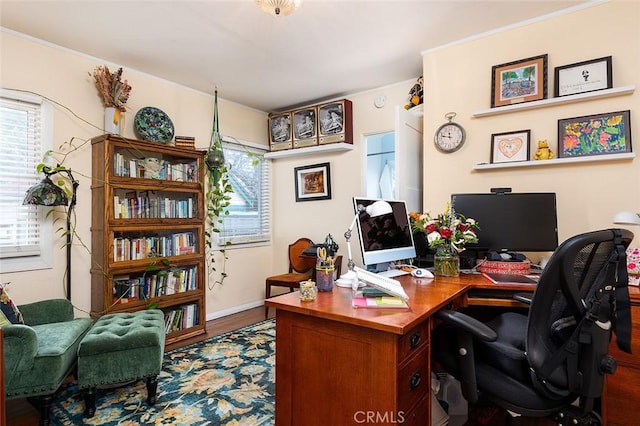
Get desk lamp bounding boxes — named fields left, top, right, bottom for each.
left=338, top=200, right=393, bottom=291
left=23, top=166, right=78, bottom=301
left=613, top=211, right=640, bottom=226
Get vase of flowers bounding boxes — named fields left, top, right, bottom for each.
left=90, top=65, right=132, bottom=135
left=409, top=204, right=479, bottom=277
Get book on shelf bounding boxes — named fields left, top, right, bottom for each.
left=482, top=272, right=539, bottom=285
left=352, top=295, right=409, bottom=309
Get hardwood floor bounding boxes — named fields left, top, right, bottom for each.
left=6, top=306, right=271, bottom=426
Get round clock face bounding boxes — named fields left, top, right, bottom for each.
left=134, top=107, right=175, bottom=144
left=434, top=123, right=466, bottom=153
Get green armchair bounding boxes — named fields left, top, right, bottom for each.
left=3, top=298, right=93, bottom=425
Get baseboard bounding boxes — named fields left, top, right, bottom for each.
left=205, top=299, right=265, bottom=322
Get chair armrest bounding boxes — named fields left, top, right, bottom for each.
left=2, top=324, right=38, bottom=375
left=435, top=309, right=497, bottom=342
left=18, top=299, right=74, bottom=325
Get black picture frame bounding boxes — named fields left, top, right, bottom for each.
left=554, top=56, right=612, bottom=97
left=557, top=110, right=631, bottom=158
left=491, top=54, right=548, bottom=108
left=294, top=162, right=331, bottom=202
left=490, top=129, right=531, bottom=164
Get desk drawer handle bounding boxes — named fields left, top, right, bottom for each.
left=409, top=332, right=421, bottom=348
left=410, top=372, right=421, bottom=390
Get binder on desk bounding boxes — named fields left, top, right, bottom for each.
left=482, top=272, right=538, bottom=285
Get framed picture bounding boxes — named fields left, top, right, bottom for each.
left=554, top=56, right=612, bottom=97
left=558, top=110, right=632, bottom=158
left=490, top=129, right=531, bottom=163
left=491, top=54, right=548, bottom=108
left=268, top=112, right=293, bottom=151
left=318, top=99, right=353, bottom=145
left=292, top=107, right=318, bottom=148
left=294, top=162, right=331, bottom=202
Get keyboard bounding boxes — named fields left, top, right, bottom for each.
left=378, top=268, right=410, bottom=278
left=354, top=266, right=409, bottom=301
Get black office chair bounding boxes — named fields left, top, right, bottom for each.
left=433, top=228, right=633, bottom=425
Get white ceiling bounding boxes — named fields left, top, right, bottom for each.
left=0, top=0, right=591, bottom=112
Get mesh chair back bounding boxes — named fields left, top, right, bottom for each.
left=526, top=228, right=633, bottom=399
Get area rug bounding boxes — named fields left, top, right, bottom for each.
left=50, top=319, right=275, bottom=425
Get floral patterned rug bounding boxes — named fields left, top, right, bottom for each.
left=51, top=319, right=275, bottom=425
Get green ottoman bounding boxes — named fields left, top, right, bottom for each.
left=77, top=309, right=165, bottom=417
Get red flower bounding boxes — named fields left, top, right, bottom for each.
left=426, top=223, right=437, bottom=233
left=440, top=228, right=453, bottom=239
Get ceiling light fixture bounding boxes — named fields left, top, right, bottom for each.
left=256, top=0, right=302, bottom=17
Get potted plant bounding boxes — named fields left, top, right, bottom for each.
left=90, top=65, right=132, bottom=134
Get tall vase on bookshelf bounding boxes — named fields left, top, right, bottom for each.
left=104, top=107, right=123, bottom=135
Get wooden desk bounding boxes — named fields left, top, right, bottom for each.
left=266, top=273, right=535, bottom=425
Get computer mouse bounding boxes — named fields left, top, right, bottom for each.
left=411, top=268, right=434, bottom=278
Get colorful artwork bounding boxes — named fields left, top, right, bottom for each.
left=558, top=110, right=632, bottom=158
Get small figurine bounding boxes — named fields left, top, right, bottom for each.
left=142, top=156, right=164, bottom=179
left=533, top=139, right=555, bottom=160
left=404, top=75, right=424, bottom=110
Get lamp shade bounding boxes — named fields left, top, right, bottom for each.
left=23, top=176, right=69, bottom=206
left=613, top=211, right=640, bottom=225
left=256, top=0, right=302, bottom=16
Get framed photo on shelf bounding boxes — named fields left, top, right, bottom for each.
left=268, top=112, right=293, bottom=151
left=318, top=99, right=353, bottom=145
left=554, top=56, right=612, bottom=97
left=294, top=162, right=331, bottom=202
left=490, top=129, right=531, bottom=164
left=491, top=54, right=548, bottom=108
left=557, top=110, right=631, bottom=158
left=292, top=107, right=318, bottom=148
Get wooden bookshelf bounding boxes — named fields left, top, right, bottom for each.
left=90, top=134, right=206, bottom=345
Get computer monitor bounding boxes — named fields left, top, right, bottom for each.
left=353, top=197, right=416, bottom=270
left=450, top=192, right=558, bottom=254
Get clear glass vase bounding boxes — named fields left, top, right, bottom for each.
left=433, top=245, right=460, bottom=277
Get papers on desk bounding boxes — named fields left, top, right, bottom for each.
left=352, top=296, right=409, bottom=309
left=482, top=272, right=539, bottom=285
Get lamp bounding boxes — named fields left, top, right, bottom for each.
left=23, top=166, right=78, bottom=301
left=256, top=0, right=302, bottom=16
left=337, top=200, right=393, bottom=291
left=613, top=211, right=640, bottom=226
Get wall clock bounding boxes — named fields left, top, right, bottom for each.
left=434, top=112, right=466, bottom=153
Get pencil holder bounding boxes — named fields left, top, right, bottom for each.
left=316, top=266, right=335, bottom=292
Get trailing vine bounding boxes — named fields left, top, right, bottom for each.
left=204, top=162, right=233, bottom=288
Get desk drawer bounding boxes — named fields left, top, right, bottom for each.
left=398, top=321, right=429, bottom=363
left=398, top=345, right=429, bottom=414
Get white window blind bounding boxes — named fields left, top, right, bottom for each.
left=218, top=140, right=271, bottom=246
left=0, top=90, right=53, bottom=272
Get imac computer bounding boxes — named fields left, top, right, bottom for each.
left=450, top=192, right=558, bottom=258
left=352, top=197, right=416, bottom=273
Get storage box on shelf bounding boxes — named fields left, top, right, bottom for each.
left=91, top=134, right=206, bottom=345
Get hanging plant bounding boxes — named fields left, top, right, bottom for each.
left=204, top=89, right=233, bottom=287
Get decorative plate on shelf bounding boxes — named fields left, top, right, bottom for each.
left=133, top=106, right=175, bottom=143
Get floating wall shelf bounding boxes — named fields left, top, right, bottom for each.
left=263, top=142, right=354, bottom=159
left=473, top=152, right=635, bottom=171
left=472, top=85, right=635, bottom=118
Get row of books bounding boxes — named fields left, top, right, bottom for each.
left=112, top=266, right=197, bottom=303
left=113, top=193, right=195, bottom=219
left=164, top=303, right=198, bottom=333
left=113, top=232, right=196, bottom=262
left=113, top=153, right=197, bottom=182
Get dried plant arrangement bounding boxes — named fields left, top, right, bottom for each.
left=90, top=65, right=132, bottom=112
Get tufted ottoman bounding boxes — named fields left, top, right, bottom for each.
left=77, top=309, right=165, bottom=417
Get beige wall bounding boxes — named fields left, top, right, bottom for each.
left=2, top=0, right=637, bottom=318
left=423, top=0, right=640, bottom=260
left=0, top=30, right=273, bottom=317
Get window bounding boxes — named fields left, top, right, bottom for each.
left=218, top=138, right=270, bottom=246
left=0, top=89, right=54, bottom=272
